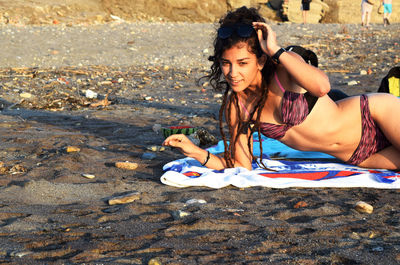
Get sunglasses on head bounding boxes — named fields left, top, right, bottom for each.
left=217, top=24, right=254, bottom=39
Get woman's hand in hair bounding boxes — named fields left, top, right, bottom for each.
left=252, top=22, right=280, bottom=57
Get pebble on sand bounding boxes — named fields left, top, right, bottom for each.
left=115, top=161, right=139, bottom=170
left=20, top=92, right=32, bottom=98
left=355, top=201, right=373, bottom=214
left=66, top=146, right=81, bottom=153
left=108, top=192, right=140, bottom=205
left=82, top=173, right=95, bottom=179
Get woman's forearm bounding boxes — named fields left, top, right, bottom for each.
left=278, top=50, right=331, bottom=97
left=188, top=148, right=227, bottom=170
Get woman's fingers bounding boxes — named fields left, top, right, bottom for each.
left=162, top=134, right=186, bottom=147
left=253, top=22, right=278, bottom=56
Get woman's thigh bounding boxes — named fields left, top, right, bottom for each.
left=368, top=93, right=400, bottom=150
left=359, top=146, right=400, bottom=170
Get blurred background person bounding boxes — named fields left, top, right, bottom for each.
left=361, top=0, right=374, bottom=28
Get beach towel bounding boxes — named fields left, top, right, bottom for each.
left=161, top=134, right=400, bottom=189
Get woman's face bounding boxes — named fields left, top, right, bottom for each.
left=220, top=42, right=264, bottom=93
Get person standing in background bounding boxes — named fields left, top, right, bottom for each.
left=382, top=0, right=392, bottom=26
left=301, top=0, right=311, bottom=24
left=361, top=0, right=374, bottom=28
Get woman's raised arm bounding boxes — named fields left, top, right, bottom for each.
left=253, top=22, right=331, bottom=97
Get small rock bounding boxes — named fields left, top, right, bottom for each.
left=294, top=201, right=308, bottom=209
left=82, top=174, right=95, bottom=179
left=10, top=251, right=33, bottom=258
left=115, top=161, right=139, bottom=170
left=152, top=123, right=162, bottom=133
left=148, top=257, right=162, bottom=265
left=99, top=80, right=112, bottom=85
left=142, top=152, right=157, bottom=160
left=372, top=246, right=384, bottom=252
left=108, top=192, right=140, bottom=205
left=147, top=145, right=166, bottom=152
left=85, top=89, right=98, bottom=99
left=185, top=199, right=207, bottom=204
left=172, top=210, right=191, bottom=219
left=360, top=70, right=367, bottom=75
left=20, top=92, right=32, bottom=98
left=349, top=232, right=361, bottom=240
left=355, top=201, right=373, bottom=214
left=347, top=80, right=358, bottom=86
left=66, top=146, right=80, bottom=153
left=195, top=128, right=218, bottom=146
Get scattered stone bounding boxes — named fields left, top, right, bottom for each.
left=99, top=80, right=112, bottom=85
left=108, top=192, right=140, bottom=205
left=294, top=201, right=308, bottom=209
left=10, top=164, right=27, bottom=173
left=85, top=89, right=98, bottom=99
left=19, top=92, right=32, bottom=98
left=81, top=173, right=95, bottom=179
left=347, top=80, right=358, bottom=86
left=185, top=199, right=207, bottom=205
left=141, top=152, right=156, bottom=160
left=152, top=124, right=162, bottom=133
left=147, top=145, right=166, bottom=152
left=360, top=70, right=367, bottom=75
left=349, top=232, right=361, bottom=240
left=115, top=161, right=139, bottom=170
left=172, top=210, right=191, bottom=219
left=10, top=251, right=33, bottom=258
left=372, top=246, right=384, bottom=252
left=66, top=146, right=80, bottom=153
left=148, top=257, right=162, bottom=265
left=355, top=201, right=373, bottom=214
left=195, top=128, right=218, bottom=146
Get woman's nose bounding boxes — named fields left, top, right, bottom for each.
left=229, top=64, right=238, bottom=77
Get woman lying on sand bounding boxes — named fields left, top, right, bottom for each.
left=163, top=6, right=400, bottom=170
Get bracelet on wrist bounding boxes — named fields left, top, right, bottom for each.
left=271, top=47, right=286, bottom=64
left=201, top=151, right=210, bottom=166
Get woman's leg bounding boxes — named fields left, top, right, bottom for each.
left=369, top=93, right=400, bottom=151
left=359, top=146, right=400, bottom=170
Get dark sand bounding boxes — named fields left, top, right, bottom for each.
left=0, top=22, right=399, bottom=264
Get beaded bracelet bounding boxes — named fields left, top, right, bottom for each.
left=201, top=151, right=210, bottom=166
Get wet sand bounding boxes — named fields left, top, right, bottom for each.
left=0, top=22, right=399, bottom=264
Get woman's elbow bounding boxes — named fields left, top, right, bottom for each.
left=315, top=76, right=331, bottom=97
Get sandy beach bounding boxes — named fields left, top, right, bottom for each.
left=0, top=20, right=399, bottom=264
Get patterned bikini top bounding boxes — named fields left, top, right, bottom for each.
left=240, top=73, right=318, bottom=140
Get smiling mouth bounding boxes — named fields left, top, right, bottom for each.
left=229, top=79, right=242, bottom=85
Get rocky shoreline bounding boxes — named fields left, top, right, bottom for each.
left=0, top=22, right=399, bottom=264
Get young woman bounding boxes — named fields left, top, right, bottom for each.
left=163, top=7, right=400, bottom=171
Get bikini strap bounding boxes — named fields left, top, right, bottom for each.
left=238, top=97, right=250, bottom=118
left=274, top=72, right=286, bottom=93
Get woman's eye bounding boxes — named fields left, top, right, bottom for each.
left=239, top=62, right=248, bottom=65
left=221, top=61, right=230, bottom=66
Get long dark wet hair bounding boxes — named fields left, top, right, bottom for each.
left=207, top=6, right=276, bottom=168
